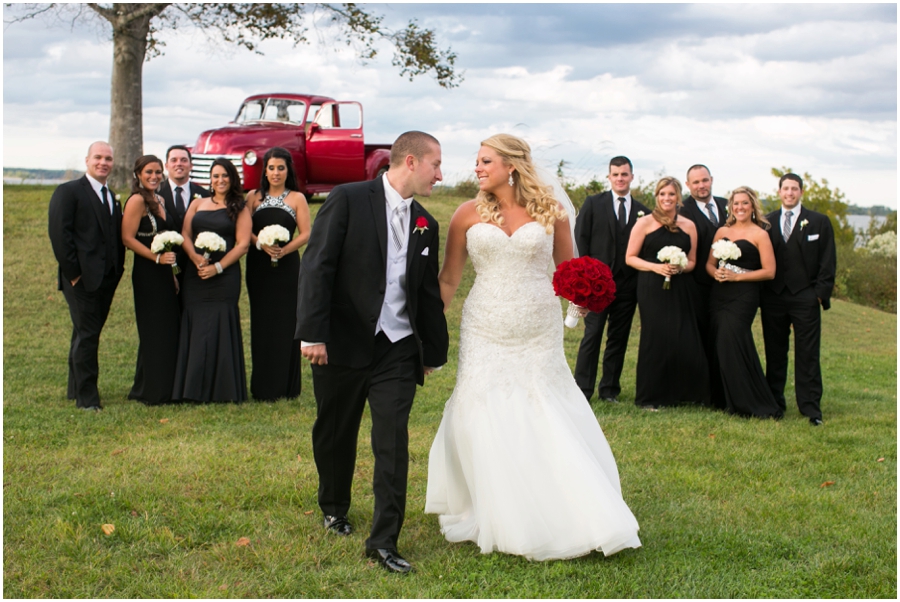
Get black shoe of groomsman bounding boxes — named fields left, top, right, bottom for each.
left=809, top=418, right=823, bottom=426
left=366, top=547, right=413, bottom=574
left=323, top=514, right=352, bottom=536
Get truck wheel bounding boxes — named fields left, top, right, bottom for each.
left=375, top=166, right=388, bottom=179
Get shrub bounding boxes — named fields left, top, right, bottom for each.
left=834, top=243, right=897, bottom=313
left=866, top=231, right=897, bottom=257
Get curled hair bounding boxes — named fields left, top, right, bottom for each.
left=259, top=147, right=300, bottom=196
left=474, top=134, right=566, bottom=234
left=651, top=176, right=683, bottom=233
left=210, top=158, right=246, bottom=222
left=725, top=186, right=771, bottom=230
left=131, top=155, right=165, bottom=219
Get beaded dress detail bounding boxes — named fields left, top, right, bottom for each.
left=425, top=221, right=641, bottom=560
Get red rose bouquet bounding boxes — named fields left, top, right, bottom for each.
left=552, top=256, right=616, bottom=327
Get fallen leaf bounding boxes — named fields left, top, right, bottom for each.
left=297, top=455, right=302, bottom=461
left=47, top=295, right=54, bottom=301
left=101, top=524, right=115, bottom=535
left=218, top=585, right=228, bottom=591
left=708, top=434, right=715, bottom=439
left=159, top=418, right=169, bottom=424
left=820, top=481, right=835, bottom=488
left=235, top=537, right=251, bottom=547
left=111, top=448, right=126, bottom=456
left=131, top=510, right=138, bottom=517
left=877, top=458, right=885, bottom=462
left=303, top=510, right=314, bottom=515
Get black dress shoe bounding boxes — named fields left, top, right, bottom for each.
left=79, top=405, right=102, bottom=412
left=323, top=515, right=352, bottom=536
left=366, top=547, right=413, bottom=574
left=809, top=418, right=824, bottom=426
left=601, top=396, right=619, bottom=404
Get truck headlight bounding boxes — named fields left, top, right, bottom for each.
left=243, top=150, right=257, bottom=166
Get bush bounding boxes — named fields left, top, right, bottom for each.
left=865, top=231, right=897, bottom=257
left=834, top=243, right=897, bottom=313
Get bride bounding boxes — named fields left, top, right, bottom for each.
left=425, top=134, right=641, bottom=560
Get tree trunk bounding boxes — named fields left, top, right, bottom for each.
left=107, top=12, right=152, bottom=191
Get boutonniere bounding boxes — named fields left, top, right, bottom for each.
left=800, top=219, right=809, bottom=230
left=636, top=211, right=645, bottom=218
left=414, top=216, right=429, bottom=235
left=193, top=193, right=201, bottom=200
left=114, top=194, right=121, bottom=202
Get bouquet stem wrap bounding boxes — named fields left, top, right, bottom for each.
left=552, top=257, right=616, bottom=329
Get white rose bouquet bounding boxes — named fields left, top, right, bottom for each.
left=150, top=231, right=185, bottom=275
left=656, top=245, right=688, bottom=289
left=711, top=239, right=748, bottom=275
left=194, top=231, right=227, bottom=263
left=256, top=224, right=291, bottom=267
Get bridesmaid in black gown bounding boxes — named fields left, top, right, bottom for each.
left=626, top=176, right=709, bottom=408
left=245, top=147, right=311, bottom=401
left=172, top=158, right=252, bottom=402
left=706, top=187, right=782, bottom=418
left=121, top=155, right=181, bottom=404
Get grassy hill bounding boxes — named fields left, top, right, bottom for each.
left=3, top=184, right=896, bottom=597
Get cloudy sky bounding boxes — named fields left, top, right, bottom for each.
left=3, top=3, right=897, bottom=207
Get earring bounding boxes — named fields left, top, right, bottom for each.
left=508, top=172, right=515, bottom=187
left=752, top=212, right=756, bottom=219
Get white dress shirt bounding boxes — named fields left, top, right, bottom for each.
left=780, top=202, right=803, bottom=235
left=376, top=173, right=414, bottom=342
left=612, top=191, right=633, bottom=223
left=85, top=174, right=113, bottom=214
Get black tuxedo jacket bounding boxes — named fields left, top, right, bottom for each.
left=158, top=180, right=209, bottom=233
left=680, top=195, right=728, bottom=288
left=765, top=206, right=836, bottom=310
left=295, top=177, right=448, bottom=384
left=48, top=176, right=125, bottom=292
left=575, top=191, right=650, bottom=286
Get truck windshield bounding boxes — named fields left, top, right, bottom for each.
left=235, top=99, right=308, bottom=125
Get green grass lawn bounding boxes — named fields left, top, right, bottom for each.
left=4, top=184, right=896, bottom=598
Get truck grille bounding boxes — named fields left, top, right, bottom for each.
left=190, top=154, right=244, bottom=187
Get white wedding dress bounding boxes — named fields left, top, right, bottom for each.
left=425, top=222, right=642, bottom=561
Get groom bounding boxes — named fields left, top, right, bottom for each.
left=296, top=131, right=449, bottom=574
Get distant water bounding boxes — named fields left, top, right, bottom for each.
left=847, top=215, right=886, bottom=231
left=4, top=177, right=66, bottom=185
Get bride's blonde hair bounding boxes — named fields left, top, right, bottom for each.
left=474, top=134, right=567, bottom=234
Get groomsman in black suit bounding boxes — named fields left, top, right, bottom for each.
left=761, top=173, right=836, bottom=425
left=157, top=145, right=209, bottom=291
left=679, top=164, right=729, bottom=408
left=48, top=141, right=125, bottom=410
left=574, top=156, right=650, bottom=403
left=296, top=131, right=449, bottom=573
left=157, top=145, right=209, bottom=233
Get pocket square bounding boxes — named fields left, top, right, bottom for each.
left=808, top=234, right=819, bottom=241
left=421, top=247, right=429, bottom=256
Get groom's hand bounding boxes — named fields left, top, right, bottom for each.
left=301, top=343, right=328, bottom=366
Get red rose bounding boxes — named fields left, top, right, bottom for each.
left=414, top=216, right=429, bottom=234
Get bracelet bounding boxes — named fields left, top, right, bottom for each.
left=215, top=262, right=223, bottom=275
left=155, top=254, right=161, bottom=264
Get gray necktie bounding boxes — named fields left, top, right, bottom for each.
left=705, top=202, right=717, bottom=224
left=782, top=210, right=793, bottom=242
left=390, top=203, right=408, bottom=251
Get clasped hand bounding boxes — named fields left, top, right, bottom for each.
left=656, top=263, right=681, bottom=277
left=261, top=244, right=283, bottom=260
left=157, top=251, right=177, bottom=266
left=714, top=268, right=736, bottom=282
left=195, top=257, right=219, bottom=280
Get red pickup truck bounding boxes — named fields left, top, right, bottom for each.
left=189, top=93, right=392, bottom=195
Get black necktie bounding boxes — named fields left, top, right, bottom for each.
left=100, top=186, right=111, bottom=215
left=617, top=197, right=627, bottom=230
left=174, top=186, right=185, bottom=216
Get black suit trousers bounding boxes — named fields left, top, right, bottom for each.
left=310, top=333, right=419, bottom=550
left=574, top=285, right=637, bottom=399
left=760, top=286, right=823, bottom=419
left=62, top=271, right=119, bottom=407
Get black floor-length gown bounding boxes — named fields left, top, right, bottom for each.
left=128, top=210, right=181, bottom=404
left=635, top=227, right=710, bottom=407
left=709, top=239, right=782, bottom=418
left=172, top=208, right=247, bottom=402
left=246, top=192, right=302, bottom=400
